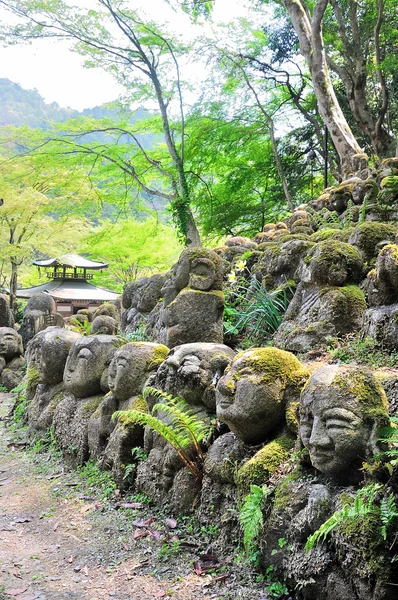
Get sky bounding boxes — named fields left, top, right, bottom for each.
left=0, top=0, right=250, bottom=111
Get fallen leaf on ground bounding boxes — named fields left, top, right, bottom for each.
left=83, top=565, right=89, bottom=576
left=7, top=442, right=27, bottom=451
left=4, top=588, right=28, bottom=597
left=153, top=592, right=167, bottom=598
left=115, top=502, right=143, bottom=510
left=81, top=504, right=95, bottom=514
left=132, top=520, right=146, bottom=528
left=133, top=529, right=149, bottom=540
left=46, top=473, right=63, bottom=480
left=14, top=517, right=32, bottom=523
left=67, top=555, right=74, bottom=563
left=53, top=521, right=59, bottom=531
left=15, top=593, right=41, bottom=600
left=165, top=518, right=177, bottom=529
left=0, top=479, right=12, bottom=486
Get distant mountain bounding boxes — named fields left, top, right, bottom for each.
left=0, top=78, right=149, bottom=127
left=0, top=78, right=168, bottom=217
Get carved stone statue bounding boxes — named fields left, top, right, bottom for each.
left=299, top=364, right=389, bottom=479
left=274, top=240, right=366, bottom=352
left=53, top=335, right=119, bottom=465
left=19, top=292, right=64, bottom=348
left=0, top=327, right=25, bottom=391
left=0, top=293, right=14, bottom=327
left=27, top=327, right=81, bottom=431
left=159, top=248, right=225, bottom=348
left=96, top=341, right=170, bottom=484
left=216, top=347, right=308, bottom=445
left=135, top=342, right=236, bottom=512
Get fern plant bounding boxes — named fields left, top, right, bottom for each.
left=377, top=416, right=398, bottom=472
left=112, top=387, right=212, bottom=479
left=305, top=484, right=398, bottom=551
left=239, top=484, right=272, bottom=560
left=224, top=279, right=292, bottom=343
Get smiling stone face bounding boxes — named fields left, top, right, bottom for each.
left=216, top=347, right=308, bottom=445
left=63, top=336, right=118, bottom=398
left=37, top=327, right=81, bottom=385
left=299, top=365, right=389, bottom=477
left=0, top=327, right=23, bottom=361
left=156, top=343, right=235, bottom=411
left=108, top=342, right=169, bottom=402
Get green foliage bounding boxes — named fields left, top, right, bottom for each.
left=76, top=460, right=117, bottom=501
left=79, top=218, right=182, bottom=292
left=327, top=333, right=398, bottom=368
left=377, top=416, right=398, bottom=472
left=239, top=484, right=271, bottom=561
left=305, top=484, right=398, bottom=551
left=225, top=277, right=292, bottom=345
left=113, top=387, right=213, bottom=479
left=68, top=318, right=93, bottom=336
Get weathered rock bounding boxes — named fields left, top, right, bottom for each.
left=348, top=221, right=397, bottom=262
left=19, top=293, right=65, bottom=348
left=91, top=342, right=169, bottom=484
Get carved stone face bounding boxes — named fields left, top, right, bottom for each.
left=216, top=348, right=307, bottom=445
left=0, top=327, right=23, bottom=361
left=108, top=342, right=169, bottom=402
left=299, top=365, right=389, bottom=476
left=64, top=336, right=117, bottom=398
left=37, top=327, right=80, bottom=385
left=158, top=343, right=235, bottom=411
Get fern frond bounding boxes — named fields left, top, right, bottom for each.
left=240, top=485, right=271, bottom=557
left=145, top=387, right=212, bottom=459
left=112, top=407, right=201, bottom=477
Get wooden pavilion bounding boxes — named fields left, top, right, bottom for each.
left=16, top=254, right=119, bottom=317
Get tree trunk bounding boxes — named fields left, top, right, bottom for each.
left=281, top=0, right=364, bottom=177
left=9, top=258, right=18, bottom=314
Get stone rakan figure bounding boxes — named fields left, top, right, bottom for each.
left=0, top=327, right=25, bottom=391
left=135, top=342, right=235, bottom=513
left=53, top=335, right=119, bottom=465
left=216, top=346, right=308, bottom=445
left=89, top=341, right=169, bottom=484
left=27, top=327, right=81, bottom=431
left=299, top=364, right=389, bottom=481
left=0, top=293, right=14, bottom=327
left=19, top=292, right=64, bottom=349
left=159, top=248, right=225, bottom=348
left=258, top=364, right=394, bottom=600
left=274, top=240, right=366, bottom=352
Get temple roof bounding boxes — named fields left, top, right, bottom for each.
left=16, top=279, right=118, bottom=301
left=33, top=253, right=108, bottom=270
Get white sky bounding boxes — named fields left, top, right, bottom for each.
left=0, top=0, right=251, bottom=110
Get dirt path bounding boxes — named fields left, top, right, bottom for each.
left=0, top=393, right=264, bottom=600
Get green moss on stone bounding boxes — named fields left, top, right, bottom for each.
left=350, top=221, right=397, bottom=261
left=26, top=366, right=40, bottom=391
left=333, top=368, right=389, bottom=421
left=83, top=396, right=103, bottom=416
left=116, top=397, right=149, bottom=428
left=234, top=347, right=309, bottom=388
left=235, top=435, right=294, bottom=490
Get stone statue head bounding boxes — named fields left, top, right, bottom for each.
left=63, top=335, right=118, bottom=398
left=35, top=327, right=81, bottom=385
left=108, top=342, right=169, bottom=402
left=161, top=248, right=224, bottom=307
left=299, top=365, right=390, bottom=478
left=307, top=241, right=363, bottom=286
left=216, top=347, right=308, bottom=445
left=156, top=343, right=235, bottom=412
left=0, top=327, right=23, bottom=361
